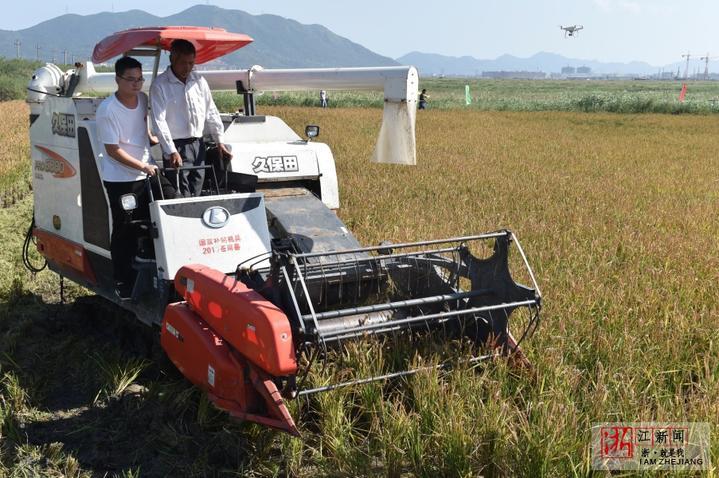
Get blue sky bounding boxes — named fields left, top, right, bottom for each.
left=2, top=0, right=717, bottom=66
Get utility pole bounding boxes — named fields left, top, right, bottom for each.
left=700, top=53, right=712, bottom=80
left=681, top=52, right=691, bottom=80
left=14, top=39, right=21, bottom=58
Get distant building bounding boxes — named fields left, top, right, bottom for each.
left=561, top=66, right=576, bottom=75
left=482, top=70, right=546, bottom=79
left=577, top=66, right=591, bottom=75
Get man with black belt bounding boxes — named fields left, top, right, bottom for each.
left=151, top=39, right=232, bottom=197
left=97, top=56, right=176, bottom=299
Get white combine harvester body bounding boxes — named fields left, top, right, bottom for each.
left=28, top=60, right=416, bottom=308
left=25, top=27, right=541, bottom=436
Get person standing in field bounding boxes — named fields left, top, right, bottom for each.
left=419, top=88, right=429, bottom=110
left=96, top=56, right=176, bottom=299
left=320, top=89, right=328, bottom=108
left=151, top=39, right=232, bottom=197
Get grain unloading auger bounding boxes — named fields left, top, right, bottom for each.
left=24, top=27, right=542, bottom=436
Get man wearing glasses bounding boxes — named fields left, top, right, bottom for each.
left=96, top=56, right=176, bottom=299
left=151, top=39, right=232, bottom=197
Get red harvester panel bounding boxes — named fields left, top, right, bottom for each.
left=161, top=302, right=256, bottom=410
left=161, top=302, right=301, bottom=435
left=33, top=228, right=96, bottom=284
left=174, top=265, right=297, bottom=376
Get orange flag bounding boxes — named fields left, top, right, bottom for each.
left=679, top=83, right=687, bottom=102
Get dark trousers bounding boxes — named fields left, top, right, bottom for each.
left=103, top=175, right=176, bottom=285
left=163, top=138, right=206, bottom=197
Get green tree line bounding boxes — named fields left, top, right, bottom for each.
left=0, top=57, right=43, bottom=101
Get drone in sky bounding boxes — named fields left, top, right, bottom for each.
left=560, top=25, right=584, bottom=38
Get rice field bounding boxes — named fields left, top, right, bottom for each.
left=214, top=77, right=719, bottom=114
left=0, top=101, right=32, bottom=207
left=0, top=100, right=717, bottom=476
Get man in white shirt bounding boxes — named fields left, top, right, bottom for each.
left=151, top=39, right=232, bottom=197
left=320, top=90, right=328, bottom=108
left=97, top=56, right=176, bottom=299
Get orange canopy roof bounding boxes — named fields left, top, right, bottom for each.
left=92, top=26, right=253, bottom=64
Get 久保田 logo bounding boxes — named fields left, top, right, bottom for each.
left=252, top=155, right=299, bottom=174
left=201, top=206, right=230, bottom=228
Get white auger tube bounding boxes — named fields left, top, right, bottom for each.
left=63, top=63, right=418, bottom=165
left=203, top=66, right=419, bottom=165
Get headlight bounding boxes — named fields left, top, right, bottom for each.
left=120, top=194, right=138, bottom=211
left=305, top=125, right=320, bottom=139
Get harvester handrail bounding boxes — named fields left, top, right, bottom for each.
left=290, top=254, right=322, bottom=335
left=291, top=231, right=509, bottom=259
left=297, top=351, right=497, bottom=396
left=281, top=265, right=307, bottom=334
left=318, top=299, right=540, bottom=341
left=511, top=231, right=543, bottom=298
left=272, top=247, right=459, bottom=284
left=301, top=288, right=492, bottom=322
left=278, top=246, right=460, bottom=277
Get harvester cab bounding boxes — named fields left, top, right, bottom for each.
left=25, top=27, right=542, bottom=435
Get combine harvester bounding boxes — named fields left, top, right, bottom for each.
left=24, top=27, right=542, bottom=435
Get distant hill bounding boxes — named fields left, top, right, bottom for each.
left=0, top=5, right=398, bottom=69
left=398, top=51, right=682, bottom=76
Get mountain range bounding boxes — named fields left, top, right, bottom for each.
left=398, top=51, right=683, bottom=77
left=0, top=6, right=683, bottom=75
left=0, top=5, right=397, bottom=69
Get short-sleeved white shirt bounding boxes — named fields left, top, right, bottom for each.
left=96, top=92, right=153, bottom=182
